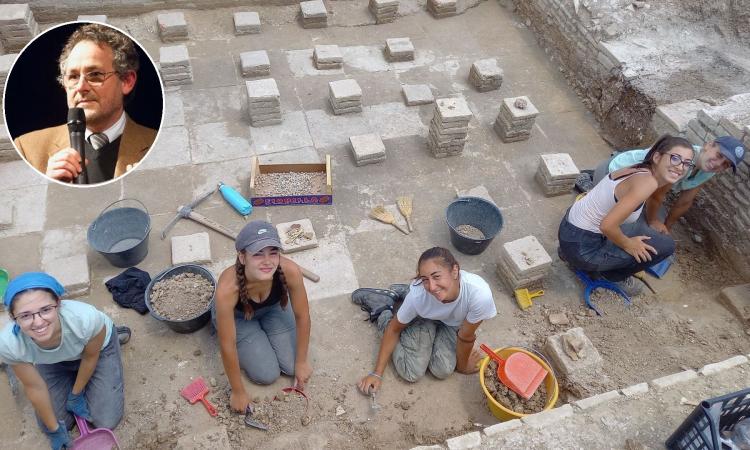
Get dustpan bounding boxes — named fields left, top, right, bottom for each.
left=180, top=376, right=218, bottom=416
left=480, top=344, right=548, bottom=400
left=645, top=255, right=673, bottom=278
left=73, top=415, right=120, bottom=450
left=514, top=289, right=544, bottom=310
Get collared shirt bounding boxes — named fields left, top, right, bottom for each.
left=607, top=145, right=713, bottom=192
left=85, top=110, right=125, bottom=144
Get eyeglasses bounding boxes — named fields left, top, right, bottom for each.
left=12, top=304, right=58, bottom=325
left=59, top=70, right=117, bottom=88
left=668, top=153, right=695, bottom=169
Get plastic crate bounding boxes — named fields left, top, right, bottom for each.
left=666, top=387, right=750, bottom=450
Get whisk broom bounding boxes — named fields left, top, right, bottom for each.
left=396, top=196, right=414, bottom=232
left=370, top=205, right=409, bottom=235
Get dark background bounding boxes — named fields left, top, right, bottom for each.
left=4, top=22, right=162, bottom=138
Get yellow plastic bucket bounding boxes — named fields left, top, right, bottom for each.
left=479, top=346, right=559, bottom=421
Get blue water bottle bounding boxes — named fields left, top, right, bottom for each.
left=218, top=182, right=252, bottom=217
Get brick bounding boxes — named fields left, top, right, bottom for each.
left=649, top=370, right=698, bottom=390
left=160, top=45, right=190, bottom=66
left=234, top=12, right=260, bottom=35
left=240, top=50, right=270, bottom=77
left=483, top=419, right=522, bottom=437
left=276, top=219, right=319, bottom=253
left=573, top=390, right=621, bottom=410
left=157, top=12, right=188, bottom=41
left=520, top=404, right=574, bottom=428
left=350, top=133, right=386, bottom=166
left=446, top=431, right=481, bottom=450
left=620, top=382, right=648, bottom=397
left=719, top=284, right=750, bottom=323
left=42, top=254, right=90, bottom=298
left=402, top=84, right=434, bottom=106
left=654, top=99, right=711, bottom=134
left=543, top=327, right=602, bottom=378
left=329, top=79, right=362, bottom=101
left=699, top=355, right=749, bottom=376
left=171, top=232, right=211, bottom=265
left=435, top=97, right=472, bottom=122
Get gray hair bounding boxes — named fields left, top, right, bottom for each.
left=58, top=23, right=139, bottom=82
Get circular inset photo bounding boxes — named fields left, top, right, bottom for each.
left=3, top=21, right=163, bottom=186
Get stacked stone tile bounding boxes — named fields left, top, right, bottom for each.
left=159, top=45, right=193, bottom=86
left=428, top=97, right=472, bottom=158
left=246, top=78, right=282, bottom=127
left=369, top=0, right=398, bottom=24
left=234, top=12, right=260, bottom=35
left=77, top=15, right=107, bottom=23
left=240, top=50, right=270, bottom=77
left=313, top=45, right=343, bottom=70
left=0, top=53, right=17, bottom=106
left=402, top=84, right=433, bottom=106
left=535, top=153, right=580, bottom=197
left=469, top=58, right=503, bottom=92
left=0, top=4, right=38, bottom=52
left=300, top=0, right=328, bottom=29
left=497, top=235, right=552, bottom=290
left=426, top=0, right=457, bottom=18
left=494, top=96, right=538, bottom=143
left=0, top=124, right=19, bottom=162
left=384, top=37, right=414, bottom=62
left=349, top=133, right=386, bottom=166
left=157, top=12, right=188, bottom=42
left=329, top=79, right=362, bottom=115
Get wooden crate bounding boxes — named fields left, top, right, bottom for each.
left=249, top=154, right=332, bottom=207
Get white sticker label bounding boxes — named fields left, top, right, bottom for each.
left=258, top=229, right=267, bottom=234
left=736, top=146, right=744, bottom=159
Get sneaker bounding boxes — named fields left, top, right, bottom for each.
left=351, top=288, right=397, bottom=322
left=116, top=326, right=132, bottom=345
left=575, top=172, right=594, bottom=193
left=388, top=284, right=410, bottom=302
left=613, top=277, right=644, bottom=297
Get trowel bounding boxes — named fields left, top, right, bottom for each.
left=244, top=405, right=268, bottom=431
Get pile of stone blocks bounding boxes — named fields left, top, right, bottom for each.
left=300, top=0, right=328, bottom=29
left=313, top=45, right=343, bottom=70
left=494, top=96, right=539, bottom=143
left=276, top=219, right=319, bottom=253
left=240, top=50, right=270, bottom=77
left=234, top=12, right=261, bottom=35
left=0, top=124, right=18, bottom=163
left=171, top=232, right=211, bottom=265
left=536, top=153, right=580, bottom=197
left=651, top=99, right=711, bottom=138
left=401, top=84, right=433, bottom=106
left=329, top=79, right=362, bottom=115
left=349, top=133, right=386, bottom=166
left=246, top=78, right=282, bottom=127
left=544, top=327, right=612, bottom=398
left=469, top=58, right=503, bottom=92
left=157, top=12, right=188, bottom=42
left=384, top=37, right=414, bottom=62
left=426, top=0, right=457, bottom=18
left=159, top=45, right=193, bottom=87
left=0, top=4, right=38, bottom=52
left=0, top=53, right=16, bottom=105
left=369, top=0, right=398, bottom=24
left=428, top=97, right=472, bottom=158
left=77, top=15, right=107, bottom=23
left=496, top=235, right=552, bottom=290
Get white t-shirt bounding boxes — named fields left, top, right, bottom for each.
left=0, top=300, right=113, bottom=365
left=396, top=270, right=497, bottom=327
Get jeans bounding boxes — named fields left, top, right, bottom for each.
left=213, top=302, right=297, bottom=385
left=377, top=310, right=458, bottom=382
left=35, top=324, right=124, bottom=431
left=558, top=210, right=675, bottom=281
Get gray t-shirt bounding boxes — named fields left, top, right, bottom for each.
left=0, top=300, right=113, bottom=365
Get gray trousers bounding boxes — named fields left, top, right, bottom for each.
left=378, top=310, right=458, bottom=382
left=36, top=325, right=124, bottom=430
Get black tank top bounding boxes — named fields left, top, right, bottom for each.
left=235, top=271, right=283, bottom=313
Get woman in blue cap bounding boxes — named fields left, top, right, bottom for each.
left=213, top=220, right=312, bottom=414
left=0, top=272, right=130, bottom=450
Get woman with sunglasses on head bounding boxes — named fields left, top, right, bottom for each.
left=558, top=135, right=695, bottom=294
left=0, top=272, right=130, bottom=450
left=355, top=247, right=497, bottom=396
left=213, top=220, right=312, bottom=415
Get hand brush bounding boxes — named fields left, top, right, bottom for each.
left=396, top=196, right=414, bottom=232
left=370, top=205, right=409, bottom=235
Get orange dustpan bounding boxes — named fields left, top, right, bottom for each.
left=480, top=344, right=547, bottom=400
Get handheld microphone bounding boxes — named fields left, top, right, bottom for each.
left=67, top=107, right=87, bottom=184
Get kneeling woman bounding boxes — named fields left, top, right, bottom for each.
left=214, top=220, right=312, bottom=413
left=356, top=247, right=497, bottom=395
left=558, top=135, right=694, bottom=291
left=0, top=272, right=127, bottom=450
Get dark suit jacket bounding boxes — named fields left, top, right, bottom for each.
left=14, top=115, right=157, bottom=180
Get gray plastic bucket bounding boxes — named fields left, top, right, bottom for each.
left=87, top=199, right=150, bottom=268
left=446, top=196, right=503, bottom=255
left=145, top=264, right=216, bottom=334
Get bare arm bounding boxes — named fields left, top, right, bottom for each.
left=72, top=326, right=106, bottom=395
left=645, top=184, right=671, bottom=233
left=664, top=187, right=700, bottom=231
left=357, top=316, right=408, bottom=394
left=13, top=363, right=58, bottom=431
left=280, top=257, right=312, bottom=388
left=455, top=319, right=482, bottom=374
left=214, top=267, right=248, bottom=411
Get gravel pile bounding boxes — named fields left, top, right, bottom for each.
left=254, top=171, right=327, bottom=196
left=149, top=272, right=213, bottom=320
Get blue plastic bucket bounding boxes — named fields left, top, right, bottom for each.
left=87, top=199, right=151, bottom=268
left=446, top=196, right=503, bottom=255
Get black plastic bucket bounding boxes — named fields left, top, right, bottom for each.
left=87, top=199, right=150, bottom=268
left=446, top=196, right=503, bottom=255
left=145, top=264, right=216, bottom=334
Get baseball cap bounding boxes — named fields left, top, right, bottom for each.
left=4, top=272, right=65, bottom=308
left=714, top=136, right=746, bottom=173
left=235, top=220, right=281, bottom=254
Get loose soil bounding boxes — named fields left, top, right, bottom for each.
left=456, top=224, right=485, bottom=239
left=149, top=273, right=214, bottom=320
left=254, top=172, right=327, bottom=196
left=483, top=361, right=547, bottom=415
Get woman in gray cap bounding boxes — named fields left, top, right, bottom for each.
left=213, top=220, right=313, bottom=413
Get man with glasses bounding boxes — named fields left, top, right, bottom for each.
left=14, top=23, right=157, bottom=184
left=591, top=135, right=746, bottom=234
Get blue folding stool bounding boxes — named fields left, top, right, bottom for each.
left=574, top=270, right=631, bottom=316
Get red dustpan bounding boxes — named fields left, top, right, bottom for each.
left=180, top=376, right=218, bottom=416
left=480, top=344, right=547, bottom=400
left=73, top=415, right=120, bottom=449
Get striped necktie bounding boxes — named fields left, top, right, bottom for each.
left=88, top=132, right=109, bottom=150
